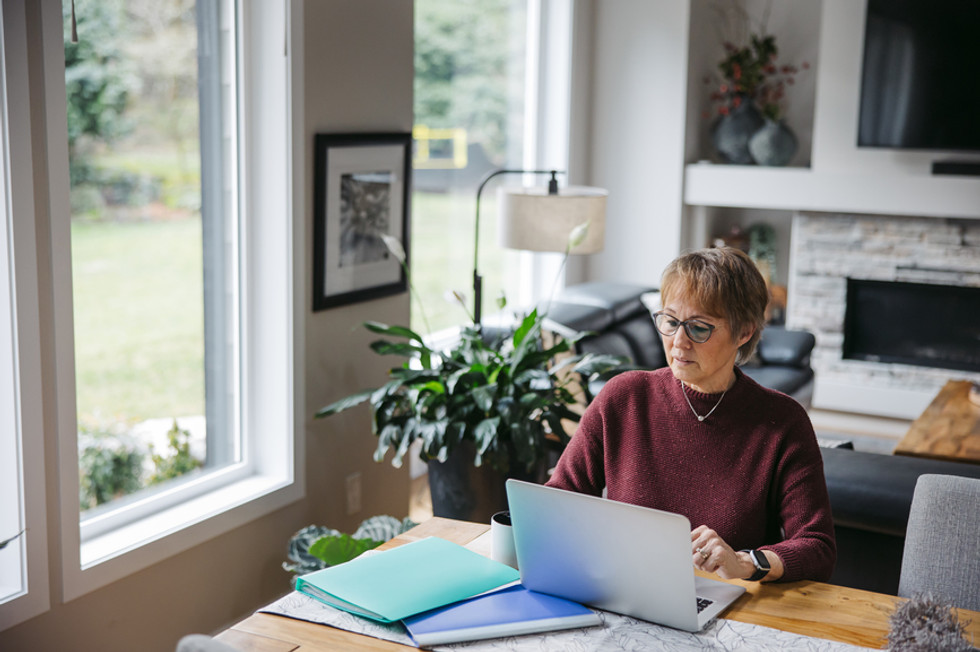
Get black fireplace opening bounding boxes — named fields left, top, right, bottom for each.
left=842, top=278, right=980, bottom=373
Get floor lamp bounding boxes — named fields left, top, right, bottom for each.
left=472, top=169, right=607, bottom=325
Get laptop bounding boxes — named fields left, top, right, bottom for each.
left=505, top=479, right=746, bottom=632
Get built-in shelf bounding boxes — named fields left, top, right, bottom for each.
left=684, top=163, right=980, bottom=219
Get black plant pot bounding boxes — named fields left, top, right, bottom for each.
left=427, top=441, right=548, bottom=523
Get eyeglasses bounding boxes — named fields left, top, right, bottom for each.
left=652, top=311, right=716, bottom=344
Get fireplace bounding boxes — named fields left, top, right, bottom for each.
left=843, top=279, right=980, bottom=373
left=789, top=212, right=980, bottom=419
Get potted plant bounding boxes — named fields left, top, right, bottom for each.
left=316, top=227, right=625, bottom=522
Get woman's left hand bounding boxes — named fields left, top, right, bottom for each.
left=690, top=525, right=755, bottom=580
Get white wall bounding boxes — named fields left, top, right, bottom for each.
left=582, top=0, right=690, bottom=287
left=0, top=2, right=414, bottom=651
left=812, top=0, right=980, bottom=174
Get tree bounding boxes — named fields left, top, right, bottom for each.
left=414, top=0, right=525, bottom=165
left=63, top=0, right=135, bottom=185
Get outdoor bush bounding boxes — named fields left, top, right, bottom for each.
left=69, top=183, right=107, bottom=219
left=148, top=419, right=202, bottom=485
left=78, top=430, right=145, bottom=510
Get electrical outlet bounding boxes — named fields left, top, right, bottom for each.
left=346, top=472, right=362, bottom=515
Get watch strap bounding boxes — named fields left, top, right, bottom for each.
left=741, top=549, right=770, bottom=581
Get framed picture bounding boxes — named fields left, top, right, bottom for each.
left=313, top=132, right=412, bottom=311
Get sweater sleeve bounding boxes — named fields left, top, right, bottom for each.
left=545, top=372, right=635, bottom=496
left=761, top=408, right=837, bottom=583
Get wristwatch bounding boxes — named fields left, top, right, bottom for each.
left=741, top=549, right=770, bottom=582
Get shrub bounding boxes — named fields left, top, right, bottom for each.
left=78, top=429, right=145, bottom=510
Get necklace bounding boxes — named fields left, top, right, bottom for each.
left=680, top=380, right=726, bottom=422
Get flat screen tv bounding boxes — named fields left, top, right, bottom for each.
left=858, top=0, right=980, bottom=151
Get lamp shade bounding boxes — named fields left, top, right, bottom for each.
left=497, top=185, right=608, bottom=254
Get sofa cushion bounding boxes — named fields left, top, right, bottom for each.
left=547, top=282, right=666, bottom=369
left=820, top=447, right=980, bottom=537
left=742, top=364, right=814, bottom=397
left=755, top=326, right=815, bottom=368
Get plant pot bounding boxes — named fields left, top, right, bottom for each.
left=748, top=119, right=798, bottom=167
left=427, top=441, right=548, bottom=523
left=711, top=96, right=765, bottom=165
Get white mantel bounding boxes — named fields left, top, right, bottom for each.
left=684, top=164, right=980, bottom=219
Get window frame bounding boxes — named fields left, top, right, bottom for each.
left=500, top=0, right=578, bottom=309
left=0, top=0, right=51, bottom=630
left=37, top=0, right=304, bottom=601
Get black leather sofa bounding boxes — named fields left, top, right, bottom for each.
left=545, top=281, right=816, bottom=406
left=544, top=281, right=980, bottom=595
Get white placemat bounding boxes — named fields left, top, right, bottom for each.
left=259, top=591, right=878, bottom=651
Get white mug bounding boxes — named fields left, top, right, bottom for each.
left=490, top=510, right=518, bottom=569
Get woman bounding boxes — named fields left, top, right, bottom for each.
left=546, top=247, right=836, bottom=583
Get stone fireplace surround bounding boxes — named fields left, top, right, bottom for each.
left=788, top=212, right=980, bottom=420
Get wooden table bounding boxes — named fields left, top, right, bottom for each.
left=216, top=517, right=980, bottom=651
left=894, top=380, right=980, bottom=464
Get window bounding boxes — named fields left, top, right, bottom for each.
left=65, top=0, right=238, bottom=519
left=38, top=0, right=301, bottom=599
left=412, top=0, right=529, bottom=333
left=412, top=0, right=576, bottom=334
left=0, top=0, right=51, bottom=630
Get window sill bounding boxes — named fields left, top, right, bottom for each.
left=65, top=471, right=301, bottom=601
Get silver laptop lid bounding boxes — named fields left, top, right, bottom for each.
left=506, top=479, right=744, bottom=632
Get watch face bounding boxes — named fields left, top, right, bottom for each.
left=750, top=549, right=770, bottom=571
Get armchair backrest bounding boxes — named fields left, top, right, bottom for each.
left=899, top=473, right=980, bottom=611
left=546, top=282, right=666, bottom=370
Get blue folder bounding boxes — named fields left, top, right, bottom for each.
left=403, top=584, right=601, bottom=646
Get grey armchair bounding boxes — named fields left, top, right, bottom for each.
left=898, top=474, right=980, bottom=611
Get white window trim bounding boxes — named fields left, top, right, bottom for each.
left=512, top=0, right=576, bottom=309
left=38, top=0, right=305, bottom=601
left=0, top=0, right=51, bottom=630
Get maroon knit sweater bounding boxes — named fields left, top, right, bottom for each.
left=547, top=367, right=836, bottom=582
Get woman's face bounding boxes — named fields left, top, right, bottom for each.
left=659, top=295, right=752, bottom=394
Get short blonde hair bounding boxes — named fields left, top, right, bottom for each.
left=660, top=247, right=768, bottom=364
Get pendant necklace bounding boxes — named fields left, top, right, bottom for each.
left=680, top=380, right=726, bottom=422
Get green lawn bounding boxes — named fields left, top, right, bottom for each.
left=409, top=191, right=516, bottom=334
left=71, top=217, right=204, bottom=429
left=69, top=192, right=516, bottom=428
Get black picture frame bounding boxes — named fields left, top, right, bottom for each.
left=313, top=132, right=412, bottom=311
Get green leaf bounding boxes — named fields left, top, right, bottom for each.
left=308, top=533, right=383, bottom=567
left=512, top=309, right=539, bottom=348
left=315, top=389, right=374, bottom=418
left=474, top=417, right=500, bottom=454
left=0, top=530, right=24, bottom=550
left=472, top=384, right=497, bottom=412
left=364, top=321, right=426, bottom=343
left=514, top=368, right=549, bottom=387
left=572, top=353, right=630, bottom=377
left=370, top=339, right=428, bottom=358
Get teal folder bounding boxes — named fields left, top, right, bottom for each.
left=294, top=536, right=520, bottom=623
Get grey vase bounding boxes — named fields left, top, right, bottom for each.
left=749, top=119, right=798, bottom=167
left=711, top=97, right=765, bottom=165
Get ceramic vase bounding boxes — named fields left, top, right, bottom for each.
left=711, top=96, right=765, bottom=165
left=749, top=118, right=798, bottom=167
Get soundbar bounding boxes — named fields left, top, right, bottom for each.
left=931, top=160, right=980, bottom=177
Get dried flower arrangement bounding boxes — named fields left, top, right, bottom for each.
left=703, top=2, right=809, bottom=122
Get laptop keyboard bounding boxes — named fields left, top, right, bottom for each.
left=696, top=597, right=714, bottom=613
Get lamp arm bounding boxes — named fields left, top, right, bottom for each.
left=472, top=168, right=563, bottom=326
